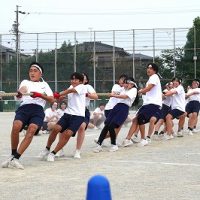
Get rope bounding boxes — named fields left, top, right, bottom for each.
left=0, top=92, right=33, bottom=97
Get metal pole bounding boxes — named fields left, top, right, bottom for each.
left=112, top=30, right=116, bottom=85
left=194, top=26, right=197, bottom=79
left=93, top=31, right=96, bottom=90
left=55, top=32, right=58, bottom=91
left=173, top=28, right=176, bottom=77
left=153, top=29, right=155, bottom=62
left=0, top=34, right=2, bottom=90
left=36, top=33, right=39, bottom=62
left=74, top=32, right=77, bottom=72
left=132, top=29, right=135, bottom=79
left=16, top=5, right=19, bottom=89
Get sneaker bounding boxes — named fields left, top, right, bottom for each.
left=177, top=131, right=183, bottom=137
left=1, top=155, right=14, bottom=168
left=39, top=149, right=50, bottom=160
left=192, top=128, right=199, bottom=133
left=8, top=158, right=24, bottom=170
left=185, top=130, right=193, bottom=136
left=55, top=149, right=65, bottom=157
left=146, top=137, right=151, bottom=143
left=74, top=150, right=81, bottom=159
left=163, top=134, right=174, bottom=140
left=131, top=135, right=140, bottom=143
left=137, top=139, right=148, bottom=147
left=47, top=153, right=55, bottom=162
left=93, top=145, right=103, bottom=153
left=109, top=145, right=118, bottom=152
left=122, top=139, right=133, bottom=147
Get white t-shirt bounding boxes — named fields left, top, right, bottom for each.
left=18, top=80, right=53, bottom=108
left=57, top=108, right=66, bottom=119
left=65, top=84, right=87, bottom=117
left=187, top=88, right=200, bottom=102
left=119, top=87, right=137, bottom=107
left=85, top=84, right=96, bottom=107
left=171, top=85, right=185, bottom=112
left=44, top=108, right=59, bottom=122
left=162, top=89, right=172, bottom=107
left=105, top=84, right=124, bottom=110
left=143, top=74, right=162, bottom=106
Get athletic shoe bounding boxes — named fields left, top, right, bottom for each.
left=131, top=135, right=140, bottom=143
left=47, top=153, right=55, bottom=162
left=163, top=134, right=174, bottom=140
left=109, top=145, right=118, bottom=152
left=137, top=139, right=148, bottom=147
left=93, top=145, right=103, bottom=153
left=192, top=128, right=200, bottom=133
left=74, top=150, right=81, bottom=159
left=177, top=131, right=183, bottom=137
left=146, top=137, right=151, bottom=143
left=8, top=158, right=24, bottom=170
left=122, top=139, right=133, bottom=147
left=39, top=149, right=50, bottom=160
left=55, top=149, right=65, bottom=157
left=185, top=129, right=193, bottom=136
left=1, top=155, right=14, bottom=168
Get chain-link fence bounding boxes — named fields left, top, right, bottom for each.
left=0, top=27, right=197, bottom=111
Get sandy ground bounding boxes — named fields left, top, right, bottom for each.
left=0, top=112, right=200, bottom=200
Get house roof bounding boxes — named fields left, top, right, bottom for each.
left=0, top=44, right=15, bottom=53
left=76, top=41, right=130, bottom=56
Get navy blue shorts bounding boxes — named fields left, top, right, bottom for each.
left=160, top=104, right=171, bottom=120
left=15, top=104, right=45, bottom=129
left=137, top=104, right=162, bottom=125
left=105, top=103, right=129, bottom=128
left=83, top=108, right=90, bottom=129
left=104, top=109, right=112, bottom=118
left=168, top=109, right=185, bottom=119
left=57, top=113, right=84, bottom=136
left=186, top=101, right=200, bottom=116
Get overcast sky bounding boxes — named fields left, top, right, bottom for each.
left=1, top=0, right=200, bottom=34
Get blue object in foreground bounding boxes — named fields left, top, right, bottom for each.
left=86, top=174, right=112, bottom=200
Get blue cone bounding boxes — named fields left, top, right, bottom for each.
left=86, top=175, right=112, bottom=200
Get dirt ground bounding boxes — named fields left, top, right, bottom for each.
left=0, top=112, right=200, bottom=200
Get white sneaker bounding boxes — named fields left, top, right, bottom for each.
left=131, top=135, right=140, bottom=143
left=1, top=155, right=14, bottom=168
left=186, top=130, right=193, bottom=136
left=146, top=137, right=151, bottom=143
left=55, top=149, right=65, bottom=157
left=122, top=139, right=133, bottom=147
left=74, top=150, right=81, bottom=159
left=8, top=158, right=24, bottom=170
left=177, top=131, right=183, bottom=137
left=137, top=139, right=148, bottom=147
left=109, top=145, right=118, bottom=152
left=39, top=149, right=50, bottom=160
left=163, top=134, right=174, bottom=140
left=192, top=128, right=199, bottom=133
left=47, top=153, right=55, bottom=162
left=93, top=145, right=103, bottom=153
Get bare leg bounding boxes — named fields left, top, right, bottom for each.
left=11, top=120, right=23, bottom=150
left=147, top=117, right=157, bottom=137
left=139, top=124, right=145, bottom=139
left=76, top=122, right=86, bottom=150
left=17, top=124, right=38, bottom=155
left=46, top=124, right=62, bottom=148
left=165, top=114, right=173, bottom=135
left=126, top=117, right=138, bottom=139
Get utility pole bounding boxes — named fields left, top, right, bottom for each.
left=14, top=5, right=27, bottom=89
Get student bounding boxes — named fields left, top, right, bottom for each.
left=74, top=73, right=98, bottom=159
left=1, top=62, right=54, bottom=169
left=90, top=103, right=106, bottom=129
left=39, top=72, right=87, bottom=162
left=164, top=77, right=186, bottom=139
left=124, top=63, right=162, bottom=147
left=185, top=79, right=200, bottom=134
left=93, top=77, right=138, bottom=153
left=42, top=102, right=59, bottom=134
left=153, top=82, right=173, bottom=137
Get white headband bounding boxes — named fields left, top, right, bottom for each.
left=32, top=64, right=43, bottom=74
